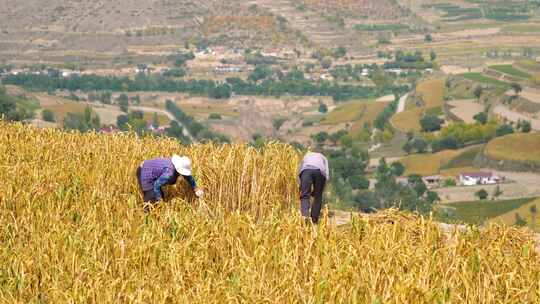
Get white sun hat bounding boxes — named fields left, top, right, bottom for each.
left=171, top=155, right=192, bottom=176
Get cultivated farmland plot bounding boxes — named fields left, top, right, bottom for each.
left=1, top=122, right=540, bottom=302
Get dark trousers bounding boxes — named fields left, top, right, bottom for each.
left=136, top=167, right=163, bottom=203
left=300, top=169, right=326, bottom=224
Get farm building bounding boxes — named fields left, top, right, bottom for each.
left=214, top=65, right=243, bottom=74
left=459, top=172, right=501, bottom=186
left=422, top=175, right=444, bottom=189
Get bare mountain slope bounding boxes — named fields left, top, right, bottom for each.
left=0, top=0, right=410, bottom=65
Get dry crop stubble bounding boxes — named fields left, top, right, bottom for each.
left=0, top=122, right=539, bottom=303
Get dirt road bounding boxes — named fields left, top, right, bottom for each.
left=397, top=93, right=408, bottom=113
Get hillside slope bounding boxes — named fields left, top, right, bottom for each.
left=477, top=132, right=540, bottom=172
left=1, top=122, right=539, bottom=302
left=0, top=0, right=411, bottom=62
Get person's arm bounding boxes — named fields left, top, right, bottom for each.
left=324, top=156, right=330, bottom=181
left=153, top=167, right=175, bottom=200
left=183, top=175, right=197, bottom=190
left=297, top=159, right=304, bottom=184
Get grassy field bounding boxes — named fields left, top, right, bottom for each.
left=490, top=198, right=540, bottom=232
left=489, top=65, right=532, bottom=79
left=142, top=112, right=171, bottom=125
left=348, top=102, right=389, bottom=135
left=515, top=59, right=540, bottom=73
left=322, top=100, right=373, bottom=125
left=502, top=24, right=540, bottom=33
left=461, top=73, right=510, bottom=89
left=400, top=150, right=462, bottom=176
left=401, top=145, right=484, bottom=176
left=442, top=197, right=538, bottom=225
left=42, top=101, right=90, bottom=121
left=2, top=122, right=540, bottom=302
left=179, top=103, right=240, bottom=118
left=441, top=145, right=484, bottom=170
left=390, top=108, right=423, bottom=132
left=485, top=133, right=540, bottom=164
left=416, top=79, right=445, bottom=109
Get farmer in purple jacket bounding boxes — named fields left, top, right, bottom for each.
left=136, top=155, right=204, bottom=211
left=298, top=151, right=329, bottom=224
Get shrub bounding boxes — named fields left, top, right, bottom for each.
left=420, top=114, right=442, bottom=132
left=496, top=124, right=514, bottom=137
left=475, top=189, right=488, bottom=200
left=208, top=113, right=222, bottom=120
left=42, top=109, right=56, bottom=122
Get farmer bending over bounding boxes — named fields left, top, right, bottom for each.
left=298, top=151, right=329, bottom=224
left=136, top=155, right=204, bottom=211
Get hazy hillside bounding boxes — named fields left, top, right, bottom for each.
left=0, top=0, right=416, bottom=64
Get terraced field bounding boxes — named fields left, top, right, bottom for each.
left=390, top=108, right=423, bottom=132
left=323, top=99, right=386, bottom=131
left=485, top=133, right=540, bottom=164
left=400, top=149, right=463, bottom=176
left=489, top=65, right=532, bottom=79
left=416, top=79, right=446, bottom=109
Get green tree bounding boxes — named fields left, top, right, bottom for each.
left=496, top=124, right=514, bottom=137
left=329, top=130, right=347, bottom=145
left=420, top=114, right=442, bottom=132
left=473, top=86, right=483, bottom=101
left=119, top=98, right=129, bottom=113
left=391, top=162, right=405, bottom=176
left=42, top=109, right=56, bottom=122
left=117, top=114, right=129, bottom=130
left=411, top=137, right=428, bottom=153
left=208, top=113, right=222, bottom=120
left=333, top=46, right=347, bottom=59
left=312, top=131, right=329, bottom=144
left=521, top=120, right=531, bottom=133
left=510, top=83, right=522, bottom=97
left=430, top=50, right=437, bottom=61
left=425, top=34, right=433, bottom=43
left=475, top=189, right=488, bottom=200
left=249, top=65, right=273, bottom=82
left=318, top=103, right=328, bottom=113
left=402, top=141, right=413, bottom=154
left=473, top=112, right=487, bottom=125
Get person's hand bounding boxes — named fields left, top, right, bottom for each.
left=195, top=188, right=204, bottom=198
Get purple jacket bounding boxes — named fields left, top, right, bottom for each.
left=139, top=158, right=178, bottom=191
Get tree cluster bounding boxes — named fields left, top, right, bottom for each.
left=3, top=73, right=392, bottom=102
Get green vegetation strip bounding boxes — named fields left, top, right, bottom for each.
left=444, top=197, right=537, bottom=225
left=461, top=73, right=509, bottom=88
left=489, top=65, right=531, bottom=79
